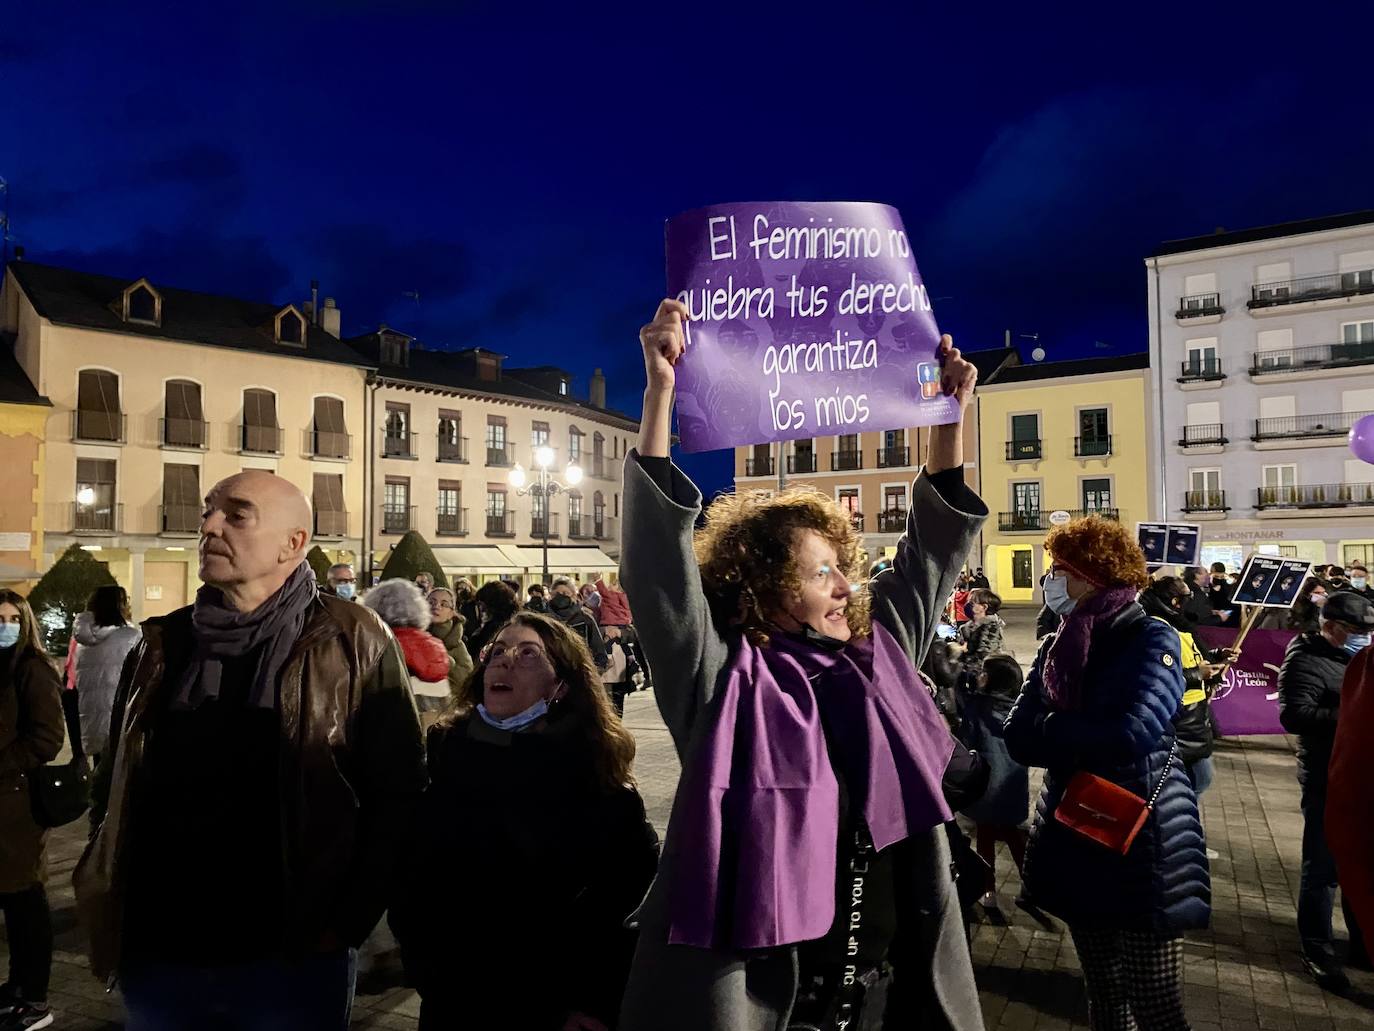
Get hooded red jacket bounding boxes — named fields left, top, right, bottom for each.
left=1327, top=646, right=1374, bottom=958
left=393, top=626, right=451, bottom=682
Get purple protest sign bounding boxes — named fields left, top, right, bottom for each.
left=664, top=202, right=960, bottom=454
left=1195, top=626, right=1295, bottom=736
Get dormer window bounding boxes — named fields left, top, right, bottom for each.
left=121, top=279, right=162, bottom=326
left=476, top=353, right=500, bottom=382
left=558, top=379, right=569, bottom=395
left=275, top=307, right=305, bottom=346
left=380, top=332, right=410, bottom=366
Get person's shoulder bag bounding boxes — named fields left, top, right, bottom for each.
left=1054, top=739, right=1176, bottom=855
left=30, top=657, right=92, bottom=828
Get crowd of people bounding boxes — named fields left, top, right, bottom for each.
left=0, top=300, right=1370, bottom=1030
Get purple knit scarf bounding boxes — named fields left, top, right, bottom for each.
left=666, top=621, right=954, bottom=951
left=1042, top=586, right=1139, bottom=711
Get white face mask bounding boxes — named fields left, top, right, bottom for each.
left=1043, top=574, right=1077, bottom=616
left=476, top=698, right=549, bottom=732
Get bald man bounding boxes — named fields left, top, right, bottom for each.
left=76, top=471, right=425, bottom=1029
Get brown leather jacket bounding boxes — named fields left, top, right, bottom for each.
left=74, top=594, right=426, bottom=981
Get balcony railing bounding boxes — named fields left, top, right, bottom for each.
left=1006, top=439, right=1042, bottom=461
left=486, top=511, right=516, bottom=537
left=1250, top=341, right=1374, bottom=375
left=1178, top=423, right=1227, bottom=447
left=1072, top=507, right=1120, bottom=521
left=314, top=510, right=349, bottom=538
left=745, top=457, right=775, bottom=476
left=159, top=504, right=201, bottom=535
left=848, top=512, right=864, bottom=532
left=70, top=502, right=123, bottom=535
left=437, top=435, right=468, bottom=463
left=160, top=417, right=208, bottom=449
left=568, top=516, right=591, bottom=539
left=999, top=510, right=1047, bottom=532
left=240, top=423, right=283, bottom=455
left=1249, top=269, right=1374, bottom=309
left=531, top=512, right=561, bottom=538
left=1253, top=410, right=1374, bottom=442
left=594, top=515, right=618, bottom=541
left=831, top=449, right=863, bottom=472
left=877, top=509, right=907, bottom=533
left=305, top=429, right=352, bottom=460
left=1257, top=483, right=1374, bottom=510
left=486, top=443, right=514, bottom=467
left=591, top=456, right=609, bottom=479
left=787, top=453, right=817, bottom=474
left=1074, top=435, right=1112, bottom=458
left=1176, top=292, right=1223, bottom=318
left=1183, top=490, right=1228, bottom=513
left=73, top=411, right=127, bottom=444
left=382, top=432, right=416, bottom=459
left=381, top=505, right=416, bottom=534
left=1179, top=358, right=1225, bottom=382
left=876, top=446, right=910, bottom=468
left=436, top=507, right=468, bottom=536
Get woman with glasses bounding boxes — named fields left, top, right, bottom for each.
left=391, top=611, right=658, bottom=1031
left=1004, top=518, right=1209, bottom=1030
left=618, top=301, right=987, bottom=1031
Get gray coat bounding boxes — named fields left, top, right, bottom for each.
left=73, top=613, right=142, bottom=757
left=618, top=454, right=988, bottom=1031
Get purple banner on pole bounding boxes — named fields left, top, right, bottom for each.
left=664, top=201, right=961, bottom=454
left=1195, top=626, right=1295, bottom=736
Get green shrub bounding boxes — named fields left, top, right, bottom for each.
left=28, top=543, right=119, bottom=653
left=378, top=531, right=447, bottom=590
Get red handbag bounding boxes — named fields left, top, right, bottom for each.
left=1054, top=741, right=1178, bottom=855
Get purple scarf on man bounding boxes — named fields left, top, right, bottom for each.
left=666, top=621, right=954, bottom=951
left=1041, top=586, right=1139, bottom=711
left=175, top=561, right=319, bottom=711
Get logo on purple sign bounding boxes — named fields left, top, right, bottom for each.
left=664, top=201, right=961, bottom=454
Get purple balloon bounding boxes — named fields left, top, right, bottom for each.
left=1351, top=414, right=1374, bottom=464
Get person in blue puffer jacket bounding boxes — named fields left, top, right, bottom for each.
left=1005, top=516, right=1210, bottom=1031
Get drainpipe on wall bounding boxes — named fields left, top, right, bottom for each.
left=362, top=374, right=375, bottom=583
left=1150, top=258, right=1169, bottom=520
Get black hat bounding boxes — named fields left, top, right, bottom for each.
left=1322, top=591, right=1374, bottom=630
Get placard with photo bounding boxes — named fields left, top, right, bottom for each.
left=1137, top=522, right=1169, bottom=566
left=1231, top=554, right=1312, bottom=608
left=1136, top=522, right=1201, bottom=568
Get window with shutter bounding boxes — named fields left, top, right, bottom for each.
left=438, top=410, right=464, bottom=461
left=243, top=389, right=279, bottom=453
left=312, top=397, right=349, bottom=458
left=162, top=464, right=201, bottom=533
left=77, top=370, right=122, bottom=442
left=75, top=459, right=117, bottom=531
left=164, top=380, right=205, bottom=447
left=312, top=473, right=347, bottom=537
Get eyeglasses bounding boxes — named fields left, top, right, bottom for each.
left=487, top=643, right=550, bottom=667
left=432, top=600, right=454, bottom=610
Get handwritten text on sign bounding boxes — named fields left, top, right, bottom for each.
left=664, top=202, right=960, bottom=454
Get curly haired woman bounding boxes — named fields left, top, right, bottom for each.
left=617, top=300, right=988, bottom=1031
left=1004, top=517, right=1210, bottom=1031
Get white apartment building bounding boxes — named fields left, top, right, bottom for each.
left=1146, top=211, right=1374, bottom=571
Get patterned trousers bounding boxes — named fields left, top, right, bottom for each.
left=1069, top=926, right=1190, bottom=1031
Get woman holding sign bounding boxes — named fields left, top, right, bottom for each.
left=1003, top=519, right=1210, bottom=1031
left=618, top=299, right=985, bottom=1031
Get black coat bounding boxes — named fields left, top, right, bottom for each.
left=391, top=716, right=658, bottom=1029
left=1035, top=605, right=1059, bottom=641
left=1278, top=631, right=1350, bottom=789
left=1181, top=585, right=1219, bottom=628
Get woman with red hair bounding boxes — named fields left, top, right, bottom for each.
left=1005, top=516, right=1210, bottom=1030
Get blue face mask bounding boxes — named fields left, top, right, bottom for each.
left=476, top=698, right=549, bottom=732
left=1042, top=574, right=1078, bottom=616
left=334, top=582, right=356, bottom=601
left=0, top=623, right=18, bottom=649
left=1344, top=633, right=1371, bottom=656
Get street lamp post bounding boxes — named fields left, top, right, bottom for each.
left=508, top=445, right=582, bottom=585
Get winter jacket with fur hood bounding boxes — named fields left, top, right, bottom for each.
left=365, top=581, right=452, bottom=699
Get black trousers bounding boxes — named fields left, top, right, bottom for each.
left=0, top=884, right=53, bottom=1001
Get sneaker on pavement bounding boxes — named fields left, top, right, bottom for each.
left=1301, top=953, right=1351, bottom=995
left=0, top=1001, right=53, bottom=1031
left=1205, top=848, right=1220, bottom=860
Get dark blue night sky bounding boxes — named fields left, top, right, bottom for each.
left=3, top=2, right=1370, bottom=495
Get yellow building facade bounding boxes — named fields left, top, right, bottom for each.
left=976, top=354, right=1151, bottom=602
left=0, top=347, right=50, bottom=587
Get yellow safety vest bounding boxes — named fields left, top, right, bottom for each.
left=1152, top=616, right=1208, bottom=706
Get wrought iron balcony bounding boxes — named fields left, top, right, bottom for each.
left=1257, top=483, right=1374, bottom=510
left=381, top=505, right=416, bottom=534
left=1178, top=358, right=1225, bottom=382
left=160, top=418, right=208, bottom=449
left=1249, top=268, right=1374, bottom=309
left=998, top=510, right=1047, bottom=532
left=382, top=432, right=416, bottom=459
left=486, top=511, right=516, bottom=537
left=485, top=443, right=514, bottom=467
left=1074, top=435, right=1112, bottom=458
left=436, top=508, right=468, bottom=536
left=1183, top=490, right=1228, bottom=514
left=594, top=515, right=618, bottom=541
left=877, top=509, right=907, bottom=533
left=1253, top=410, right=1374, bottom=442
left=848, top=512, right=864, bottom=532
left=1178, top=423, right=1227, bottom=447
left=1175, top=292, right=1224, bottom=318
left=159, top=504, right=201, bottom=535
left=568, top=516, right=592, bottom=540
left=1006, top=439, right=1041, bottom=461
left=745, top=457, right=775, bottom=476
left=1250, top=341, right=1374, bottom=375
left=73, top=411, right=127, bottom=444
left=70, top=501, right=123, bottom=535
left=876, top=446, right=910, bottom=468
left=305, top=429, right=352, bottom=460
left=240, top=423, right=283, bottom=455
left=437, top=435, right=468, bottom=463
left=531, top=512, right=561, bottom=538
left=831, top=450, right=863, bottom=472
left=787, top=453, right=818, bottom=474
left=314, top=510, right=349, bottom=539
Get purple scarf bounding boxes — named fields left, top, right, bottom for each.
left=1041, top=586, right=1139, bottom=711
left=667, top=622, right=954, bottom=951
left=175, top=562, right=319, bottom=711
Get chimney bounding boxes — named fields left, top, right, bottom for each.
left=321, top=298, right=340, bottom=337
left=310, top=279, right=320, bottom=324
left=589, top=368, right=606, bottom=409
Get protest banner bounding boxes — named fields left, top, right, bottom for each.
left=1231, top=555, right=1311, bottom=608
left=1195, top=625, right=1293, bottom=736
left=1137, top=522, right=1201, bottom=568
left=664, top=201, right=960, bottom=453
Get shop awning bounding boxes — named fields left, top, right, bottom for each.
left=497, top=546, right=618, bottom=574
left=431, top=546, right=519, bottom=574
